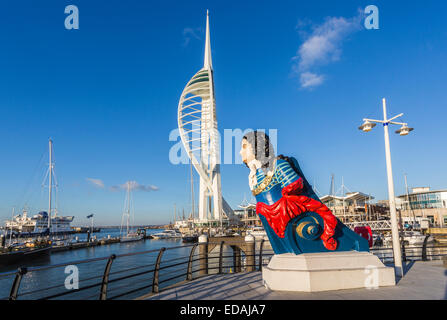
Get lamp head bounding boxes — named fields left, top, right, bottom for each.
left=358, top=120, right=376, bottom=132
left=395, top=124, right=414, bottom=136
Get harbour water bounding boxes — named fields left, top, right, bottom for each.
left=0, top=228, right=199, bottom=299
left=2, top=226, right=446, bottom=300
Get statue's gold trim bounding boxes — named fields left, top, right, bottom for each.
left=252, top=171, right=274, bottom=196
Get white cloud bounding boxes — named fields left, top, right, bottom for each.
left=182, top=27, right=202, bottom=47
left=110, top=181, right=159, bottom=192
left=86, top=178, right=105, bottom=188
left=300, top=72, right=325, bottom=89
left=293, top=12, right=363, bottom=89
left=87, top=178, right=159, bottom=192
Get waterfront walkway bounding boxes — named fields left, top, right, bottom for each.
left=140, top=261, right=447, bottom=300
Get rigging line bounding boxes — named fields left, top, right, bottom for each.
left=120, top=184, right=127, bottom=237
left=15, top=150, right=46, bottom=208
left=36, top=166, right=50, bottom=211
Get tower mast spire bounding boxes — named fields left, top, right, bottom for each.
left=204, top=10, right=213, bottom=70
left=48, top=138, right=53, bottom=232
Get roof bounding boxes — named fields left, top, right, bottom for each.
left=320, top=192, right=374, bottom=202
left=397, top=189, right=447, bottom=199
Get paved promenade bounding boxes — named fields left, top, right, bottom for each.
left=141, top=261, right=447, bottom=300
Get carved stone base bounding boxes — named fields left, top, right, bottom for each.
left=262, top=251, right=395, bottom=292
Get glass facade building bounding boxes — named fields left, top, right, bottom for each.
left=399, top=189, right=447, bottom=210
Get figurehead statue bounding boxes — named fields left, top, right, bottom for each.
left=240, top=131, right=369, bottom=254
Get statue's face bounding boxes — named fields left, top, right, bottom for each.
left=240, top=138, right=255, bottom=165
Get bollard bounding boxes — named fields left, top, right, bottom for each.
left=99, top=254, right=116, bottom=300
left=245, top=234, right=255, bottom=272
left=198, top=235, right=208, bottom=276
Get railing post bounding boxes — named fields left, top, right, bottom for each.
left=258, top=238, right=265, bottom=271
left=401, top=239, right=407, bottom=262
left=9, top=267, right=27, bottom=301
left=152, top=247, right=166, bottom=293
left=186, top=243, right=198, bottom=281
left=218, top=241, right=224, bottom=274
left=199, top=235, right=208, bottom=276
left=232, top=246, right=241, bottom=273
left=422, top=234, right=430, bottom=261
left=245, top=234, right=255, bottom=272
left=99, top=254, right=116, bottom=300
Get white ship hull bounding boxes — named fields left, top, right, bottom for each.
left=120, top=234, right=144, bottom=243
left=152, top=230, right=182, bottom=239
left=5, top=211, right=74, bottom=234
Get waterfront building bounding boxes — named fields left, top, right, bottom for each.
left=321, top=192, right=388, bottom=223
left=233, top=201, right=261, bottom=228
left=397, top=187, right=447, bottom=227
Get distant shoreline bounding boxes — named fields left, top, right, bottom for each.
left=72, top=225, right=168, bottom=229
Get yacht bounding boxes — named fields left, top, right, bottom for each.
left=182, top=233, right=199, bottom=243
left=119, top=181, right=144, bottom=243
left=152, top=229, right=182, bottom=239
left=5, top=140, right=75, bottom=236
left=247, top=226, right=267, bottom=240
left=120, top=232, right=144, bottom=243
left=384, top=231, right=434, bottom=246
left=0, top=239, right=52, bottom=267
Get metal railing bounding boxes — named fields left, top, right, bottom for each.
left=1, top=238, right=446, bottom=300
left=0, top=241, right=271, bottom=300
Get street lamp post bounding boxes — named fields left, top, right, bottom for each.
left=359, top=98, right=414, bottom=278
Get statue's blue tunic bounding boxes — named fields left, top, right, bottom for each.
left=253, top=157, right=369, bottom=255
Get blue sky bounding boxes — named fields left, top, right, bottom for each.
left=1, top=0, right=446, bottom=225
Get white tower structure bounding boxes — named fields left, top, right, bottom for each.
left=178, top=11, right=234, bottom=224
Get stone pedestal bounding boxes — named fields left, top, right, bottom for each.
left=262, top=251, right=395, bottom=292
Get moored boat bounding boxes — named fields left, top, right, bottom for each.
left=246, top=226, right=267, bottom=240
left=0, top=240, right=52, bottom=267
left=120, top=232, right=144, bottom=243
left=152, top=229, right=182, bottom=239
left=182, top=234, right=198, bottom=243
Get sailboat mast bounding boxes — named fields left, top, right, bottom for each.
left=174, top=203, right=176, bottom=227
left=190, top=157, right=195, bottom=227
left=342, top=176, right=345, bottom=220
left=404, top=174, right=417, bottom=228
left=10, top=207, right=14, bottom=245
left=127, top=182, right=131, bottom=234
left=48, top=139, right=53, bottom=231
